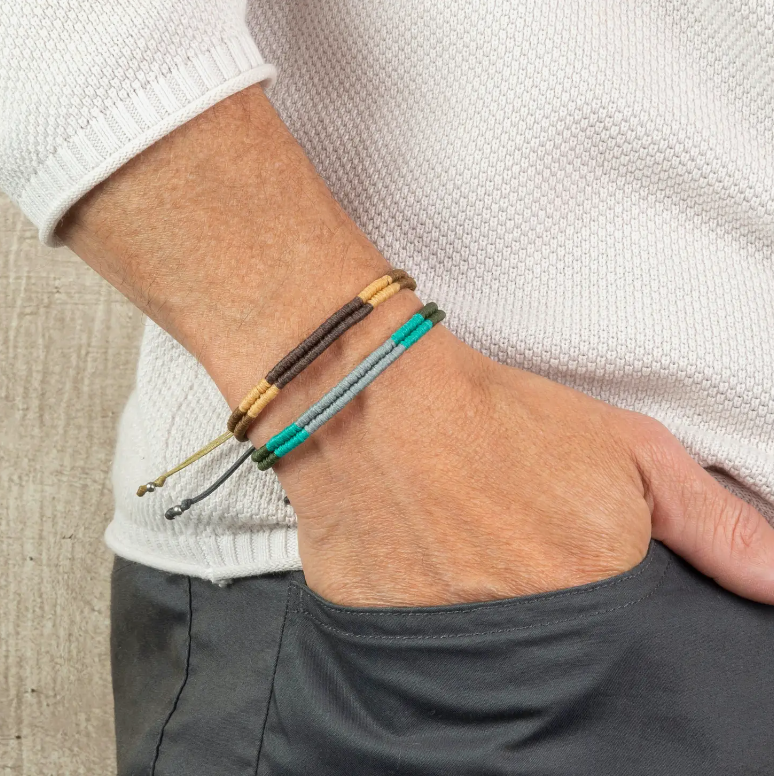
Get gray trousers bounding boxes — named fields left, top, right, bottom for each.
left=111, top=541, right=774, bottom=775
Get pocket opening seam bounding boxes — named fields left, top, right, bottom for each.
left=149, top=576, right=193, bottom=774
left=293, top=544, right=659, bottom=619
left=288, top=555, right=671, bottom=641
left=253, top=579, right=293, bottom=775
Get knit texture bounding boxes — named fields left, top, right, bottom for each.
left=3, top=1, right=774, bottom=580
left=0, top=1, right=275, bottom=245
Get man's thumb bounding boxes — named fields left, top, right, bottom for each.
left=634, top=425, right=774, bottom=604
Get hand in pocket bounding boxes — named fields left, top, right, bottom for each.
left=271, top=327, right=774, bottom=607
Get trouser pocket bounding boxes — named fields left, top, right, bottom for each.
left=257, top=540, right=774, bottom=775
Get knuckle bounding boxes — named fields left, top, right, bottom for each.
left=714, top=501, right=763, bottom=560
left=620, top=411, right=679, bottom=462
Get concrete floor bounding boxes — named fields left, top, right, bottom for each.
left=0, top=195, right=142, bottom=775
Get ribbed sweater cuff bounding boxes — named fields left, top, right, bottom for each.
left=105, top=517, right=301, bottom=583
left=18, top=31, right=276, bottom=246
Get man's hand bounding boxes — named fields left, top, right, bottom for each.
left=264, top=324, right=774, bottom=606
left=59, top=84, right=774, bottom=607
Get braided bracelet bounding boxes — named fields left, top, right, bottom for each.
left=137, top=269, right=415, bottom=497
left=164, top=302, right=445, bottom=519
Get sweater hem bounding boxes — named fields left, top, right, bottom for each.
left=105, top=517, right=301, bottom=582
left=17, top=31, right=277, bottom=246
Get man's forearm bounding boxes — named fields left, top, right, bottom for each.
left=59, top=84, right=419, bottom=416
left=56, top=83, right=468, bottom=596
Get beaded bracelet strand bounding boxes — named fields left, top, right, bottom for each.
left=137, top=269, right=416, bottom=497
left=228, top=269, right=416, bottom=440
left=164, top=302, right=444, bottom=519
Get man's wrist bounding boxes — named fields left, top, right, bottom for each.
left=255, top=321, right=485, bottom=526
left=55, top=82, right=479, bottom=528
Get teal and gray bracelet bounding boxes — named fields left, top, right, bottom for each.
left=253, top=302, right=444, bottom=470
left=165, top=302, right=445, bottom=519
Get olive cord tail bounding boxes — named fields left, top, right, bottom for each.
left=137, top=430, right=234, bottom=497
left=164, top=446, right=256, bottom=520
left=163, top=302, right=444, bottom=519
left=136, top=269, right=415, bottom=497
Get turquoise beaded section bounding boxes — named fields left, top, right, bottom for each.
left=266, top=423, right=304, bottom=452
left=264, top=422, right=311, bottom=458
left=401, top=318, right=433, bottom=348
left=390, top=312, right=425, bottom=344
left=252, top=303, right=444, bottom=471
left=272, top=427, right=309, bottom=457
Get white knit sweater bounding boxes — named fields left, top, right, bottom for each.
left=2, top=1, right=773, bottom=581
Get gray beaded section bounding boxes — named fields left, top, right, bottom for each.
left=295, top=338, right=398, bottom=428
left=302, top=343, right=407, bottom=435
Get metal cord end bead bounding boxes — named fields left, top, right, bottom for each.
left=137, top=479, right=165, bottom=497
left=136, top=482, right=153, bottom=497
left=165, top=498, right=194, bottom=521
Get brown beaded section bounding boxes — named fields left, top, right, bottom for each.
left=137, top=269, right=416, bottom=496
left=227, top=269, right=415, bottom=440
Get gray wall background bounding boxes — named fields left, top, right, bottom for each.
left=0, top=195, right=142, bottom=774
